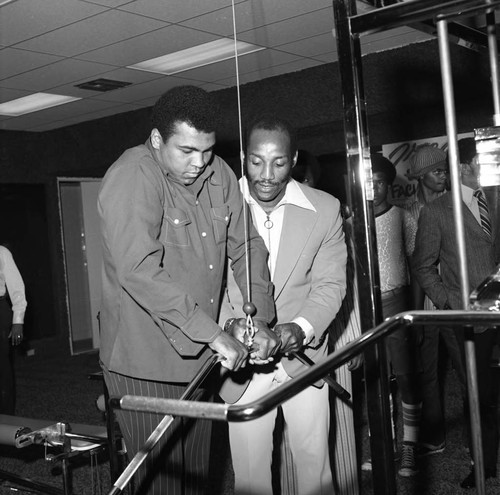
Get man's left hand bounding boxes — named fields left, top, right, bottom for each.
left=274, top=322, right=305, bottom=355
left=249, top=319, right=281, bottom=365
left=9, top=323, right=23, bottom=346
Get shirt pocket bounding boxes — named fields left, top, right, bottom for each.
left=211, top=205, right=231, bottom=244
left=162, top=208, right=191, bottom=247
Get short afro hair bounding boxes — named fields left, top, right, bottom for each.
left=456, top=137, right=477, bottom=165
left=244, top=113, right=297, bottom=155
left=371, top=153, right=397, bottom=184
left=152, top=85, right=220, bottom=142
left=292, top=149, right=321, bottom=185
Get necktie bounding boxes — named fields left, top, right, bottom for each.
left=473, top=189, right=492, bottom=239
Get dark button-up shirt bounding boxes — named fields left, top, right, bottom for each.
left=98, top=140, right=274, bottom=382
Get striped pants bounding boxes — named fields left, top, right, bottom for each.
left=102, top=365, right=213, bottom=495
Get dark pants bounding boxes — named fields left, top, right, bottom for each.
left=418, top=325, right=466, bottom=446
left=382, top=287, right=420, bottom=377
left=0, top=296, right=14, bottom=414
left=458, top=328, right=499, bottom=473
left=102, top=364, right=213, bottom=495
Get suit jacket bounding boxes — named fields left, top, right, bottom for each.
left=220, top=180, right=347, bottom=403
left=412, top=186, right=500, bottom=313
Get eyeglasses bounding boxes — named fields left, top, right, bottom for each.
left=431, top=169, right=448, bottom=177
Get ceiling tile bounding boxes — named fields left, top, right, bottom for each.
left=237, top=8, right=334, bottom=47
left=216, top=58, right=324, bottom=87
left=0, top=58, right=117, bottom=92
left=177, top=49, right=301, bottom=83
left=51, top=67, right=165, bottom=98
left=117, top=0, right=245, bottom=23
left=77, top=25, right=218, bottom=65
left=0, top=48, right=64, bottom=79
left=0, top=87, right=32, bottom=104
left=361, top=31, right=434, bottom=53
left=277, top=34, right=337, bottom=58
left=89, top=75, right=204, bottom=103
left=15, top=9, right=168, bottom=57
left=313, top=51, right=339, bottom=64
left=0, top=0, right=106, bottom=46
left=180, top=0, right=332, bottom=36
left=48, top=102, right=145, bottom=127
left=80, top=0, right=136, bottom=7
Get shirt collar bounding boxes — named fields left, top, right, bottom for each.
left=461, top=183, right=475, bottom=205
left=239, top=176, right=316, bottom=212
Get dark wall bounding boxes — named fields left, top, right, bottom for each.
left=0, top=39, right=494, bottom=351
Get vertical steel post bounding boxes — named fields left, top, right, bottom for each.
left=486, top=9, right=500, bottom=125
left=332, top=1, right=396, bottom=493
left=437, top=19, right=485, bottom=495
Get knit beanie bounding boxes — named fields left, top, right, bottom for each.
left=407, top=145, right=447, bottom=179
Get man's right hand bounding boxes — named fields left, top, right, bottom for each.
left=250, top=320, right=281, bottom=364
left=209, top=331, right=249, bottom=371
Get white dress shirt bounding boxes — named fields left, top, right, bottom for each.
left=0, top=245, right=27, bottom=324
left=461, top=183, right=482, bottom=224
left=240, top=177, right=316, bottom=344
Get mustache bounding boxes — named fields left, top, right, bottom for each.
left=255, top=180, right=279, bottom=187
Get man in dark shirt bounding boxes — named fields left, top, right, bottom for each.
left=98, top=86, right=279, bottom=495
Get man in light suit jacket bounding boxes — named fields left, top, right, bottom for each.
left=219, top=114, right=347, bottom=495
left=412, top=137, right=500, bottom=489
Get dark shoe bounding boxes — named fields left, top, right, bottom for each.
left=398, top=441, right=418, bottom=477
left=417, top=441, right=445, bottom=457
left=460, top=468, right=496, bottom=489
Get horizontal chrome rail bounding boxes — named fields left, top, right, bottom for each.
left=350, top=0, right=500, bottom=36
left=111, top=310, right=499, bottom=422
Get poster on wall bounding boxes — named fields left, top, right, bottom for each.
left=382, top=132, right=472, bottom=207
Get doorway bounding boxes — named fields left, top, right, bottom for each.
left=58, top=179, right=102, bottom=354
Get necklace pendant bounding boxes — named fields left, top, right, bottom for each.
left=264, top=218, right=273, bottom=229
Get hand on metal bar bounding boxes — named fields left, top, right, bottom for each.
left=270, top=324, right=351, bottom=400
left=225, top=317, right=280, bottom=365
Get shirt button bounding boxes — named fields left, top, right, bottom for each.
left=174, top=219, right=179, bottom=225
left=209, top=264, right=213, bottom=270
left=210, top=299, right=214, bottom=304
left=196, top=200, right=199, bottom=205
left=225, top=216, right=229, bottom=221
left=201, top=232, right=207, bottom=237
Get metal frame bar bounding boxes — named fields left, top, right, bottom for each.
left=108, top=354, right=220, bottom=495
left=351, top=0, right=500, bottom=36
left=111, top=310, right=499, bottom=423
left=332, top=0, right=395, bottom=491
left=332, top=1, right=499, bottom=493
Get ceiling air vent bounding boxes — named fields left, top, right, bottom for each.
left=75, top=78, right=132, bottom=92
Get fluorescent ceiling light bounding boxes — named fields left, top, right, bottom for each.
left=0, top=93, right=81, bottom=116
left=128, top=38, right=265, bottom=75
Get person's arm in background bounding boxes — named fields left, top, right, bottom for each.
left=1, top=246, right=26, bottom=346
left=411, top=205, right=449, bottom=309
left=403, top=207, right=425, bottom=310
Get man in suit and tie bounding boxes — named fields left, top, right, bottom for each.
left=219, top=114, right=347, bottom=495
left=412, top=137, right=500, bottom=489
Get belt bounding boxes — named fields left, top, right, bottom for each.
left=381, top=286, right=408, bottom=301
